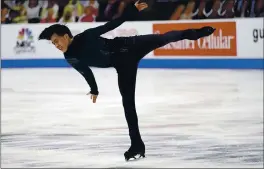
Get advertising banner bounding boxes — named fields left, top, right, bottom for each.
left=152, top=21, right=237, bottom=57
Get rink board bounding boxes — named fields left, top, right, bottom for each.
left=1, top=18, right=263, bottom=69
left=1, top=58, right=263, bottom=69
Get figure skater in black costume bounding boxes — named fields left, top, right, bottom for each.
left=39, top=1, right=216, bottom=161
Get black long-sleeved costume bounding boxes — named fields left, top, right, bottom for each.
left=62, top=2, right=208, bottom=147
left=63, top=3, right=140, bottom=95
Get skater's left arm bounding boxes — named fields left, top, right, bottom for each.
left=82, top=1, right=147, bottom=37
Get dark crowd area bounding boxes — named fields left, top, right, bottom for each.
left=1, top=0, right=264, bottom=24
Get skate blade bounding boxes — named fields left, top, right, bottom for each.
left=125, top=154, right=145, bottom=162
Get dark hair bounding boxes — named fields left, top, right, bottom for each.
left=38, top=24, right=73, bottom=40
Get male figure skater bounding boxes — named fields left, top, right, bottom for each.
left=38, top=1, right=215, bottom=161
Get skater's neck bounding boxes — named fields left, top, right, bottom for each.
left=69, top=38, right=73, bottom=45
left=66, top=38, right=74, bottom=49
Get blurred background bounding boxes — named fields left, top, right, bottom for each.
left=1, top=0, right=264, bottom=24
left=1, top=1, right=263, bottom=168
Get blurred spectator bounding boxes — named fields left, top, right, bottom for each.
left=1, top=0, right=264, bottom=24
left=170, top=0, right=188, bottom=20
left=41, top=8, right=57, bottom=23
left=179, top=0, right=196, bottom=20
left=203, top=0, right=221, bottom=19
left=255, top=0, right=264, bottom=17
left=220, top=0, right=235, bottom=18
left=149, top=1, right=179, bottom=20
left=170, top=2, right=186, bottom=20
left=102, top=0, right=126, bottom=20
left=59, top=6, right=75, bottom=23
left=190, top=0, right=221, bottom=19
left=40, top=0, right=59, bottom=23
left=1, top=1, right=11, bottom=23
left=62, top=0, right=84, bottom=22
left=81, top=0, right=99, bottom=12
left=55, top=0, right=70, bottom=21
left=78, top=0, right=99, bottom=22
left=235, top=0, right=249, bottom=17
left=169, top=0, right=236, bottom=20
left=24, top=0, right=43, bottom=23
left=191, top=0, right=207, bottom=20
left=79, top=6, right=96, bottom=22
left=4, top=0, right=27, bottom=23
left=169, top=0, right=221, bottom=20
left=234, top=0, right=264, bottom=17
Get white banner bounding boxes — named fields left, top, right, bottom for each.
left=236, top=18, right=263, bottom=58
left=1, top=22, right=152, bottom=59
left=1, top=18, right=263, bottom=59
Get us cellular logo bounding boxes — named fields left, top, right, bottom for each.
left=14, top=28, right=36, bottom=54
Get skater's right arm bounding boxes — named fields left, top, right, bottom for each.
left=66, top=58, right=99, bottom=96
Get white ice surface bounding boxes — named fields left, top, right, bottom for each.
left=1, top=68, right=263, bottom=168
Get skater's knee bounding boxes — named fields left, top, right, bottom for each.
left=122, top=97, right=135, bottom=107
left=122, top=95, right=136, bottom=108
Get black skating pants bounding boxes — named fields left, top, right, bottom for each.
left=112, top=30, right=186, bottom=145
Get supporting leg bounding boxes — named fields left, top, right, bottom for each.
left=117, top=63, right=144, bottom=144
left=116, top=63, right=145, bottom=161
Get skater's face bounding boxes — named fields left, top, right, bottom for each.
left=50, top=33, right=70, bottom=52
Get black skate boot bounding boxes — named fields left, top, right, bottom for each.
left=124, top=141, right=145, bottom=161
left=184, top=26, right=216, bottom=40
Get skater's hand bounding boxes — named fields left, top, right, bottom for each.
left=134, top=1, right=148, bottom=11
left=87, top=93, right=98, bottom=103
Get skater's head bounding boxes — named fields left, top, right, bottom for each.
left=38, top=24, right=73, bottom=52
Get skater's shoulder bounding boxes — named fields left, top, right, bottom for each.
left=72, top=33, right=85, bottom=43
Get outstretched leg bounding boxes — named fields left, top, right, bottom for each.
left=116, top=63, right=145, bottom=161
left=132, top=26, right=216, bottom=61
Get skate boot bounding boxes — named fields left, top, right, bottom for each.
left=124, top=141, right=145, bottom=161
left=185, top=26, right=216, bottom=40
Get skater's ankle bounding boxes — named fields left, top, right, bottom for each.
left=131, top=139, right=144, bottom=145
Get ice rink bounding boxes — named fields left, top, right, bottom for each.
left=1, top=68, right=263, bottom=168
